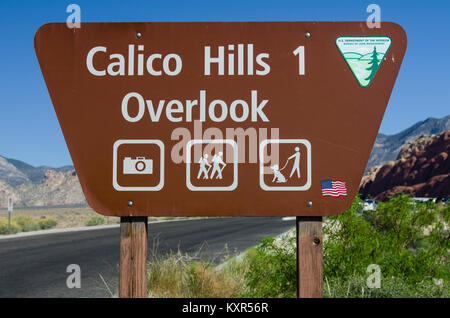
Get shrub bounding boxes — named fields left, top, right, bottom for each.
left=324, top=194, right=449, bottom=284
left=38, top=217, right=58, bottom=230
left=14, top=216, right=40, bottom=232
left=323, top=196, right=381, bottom=279
left=0, top=216, right=57, bottom=234
left=439, top=204, right=450, bottom=225
left=0, top=221, right=20, bottom=235
left=241, top=234, right=297, bottom=298
left=241, top=194, right=449, bottom=297
left=85, top=215, right=106, bottom=226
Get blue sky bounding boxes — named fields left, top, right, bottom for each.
left=0, top=0, right=449, bottom=167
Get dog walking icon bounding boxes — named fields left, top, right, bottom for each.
left=270, top=147, right=301, bottom=183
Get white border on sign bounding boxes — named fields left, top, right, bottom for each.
left=113, top=139, right=164, bottom=191
left=259, top=139, right=312, bottom=191
left=186, top=139, right=238, bottom=191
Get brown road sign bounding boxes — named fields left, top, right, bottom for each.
left=34, top=22, right=406, bottom=217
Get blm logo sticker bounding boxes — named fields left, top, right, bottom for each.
left=336, top=36, right=392, bottom=87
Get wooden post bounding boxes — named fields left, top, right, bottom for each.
left=296, top=216, right=323, bottom=298
left=119, top=217, right=148, bottom=298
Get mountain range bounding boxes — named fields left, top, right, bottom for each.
left=366, top=115, right=450, bottom=171
left=0, top=156, right=83, bottom=207
left=360, top=130, right=449, bottom=199
left=0, top=156, right=73, bottom=186
left=0, top=115, right=449, bottom=207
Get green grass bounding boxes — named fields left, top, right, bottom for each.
left=324, top=275, right=449, bottom=298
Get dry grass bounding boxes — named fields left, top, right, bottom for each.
left=147, top=245, right=248, bottom=298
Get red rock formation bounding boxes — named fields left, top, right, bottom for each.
left=360, top=131, right=450, bottom=200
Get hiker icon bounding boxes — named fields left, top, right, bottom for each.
left=196, top=152, right=227, bottom=180
left=270, top=147, right=301, bottom=183
left=197, top=154, right=211, bottom=179
left=186, top=139, right=238, bottom=191
left=210, top=152, right=227, bottom=179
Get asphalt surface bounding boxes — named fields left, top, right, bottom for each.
left=0, top=217, right=294, bottom=298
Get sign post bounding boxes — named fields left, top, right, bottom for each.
left=7, top=195, right=13, bottom=226
left=119, top=216, right=148, bottom=298
left=296, top=216, right=323, bottom=298
left=35, top=22, right=406, bottom=298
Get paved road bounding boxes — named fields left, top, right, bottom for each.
left=0, top=217, right=294, bottom=297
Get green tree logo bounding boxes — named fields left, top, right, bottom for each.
left=365, top=46, right=380, bottom=82
left=336, top=36, right=392, bottom=87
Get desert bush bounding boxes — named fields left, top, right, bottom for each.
left=241, top=235, right=297, bottom=298
left=38, top=217, right=58, bottom=229
left=14, top=215, right=40, bottom=232
left=85, top=215, right=106, bottom=226
left=0, top=216, right=57, bottom=234
left=325, top=194, right=449, bottom=284
left=241, top=194, right=449, bottom=297
left=0, top=219, right=20, bottom=235
left=438, top=203, right=450, bottom=226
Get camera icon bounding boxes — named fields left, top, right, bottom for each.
left=123, top=157, right=153, bottom=174
left=113, top=139, right=164, bottom=191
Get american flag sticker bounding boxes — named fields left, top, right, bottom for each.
left=321, top=180, right=347, bottom=197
